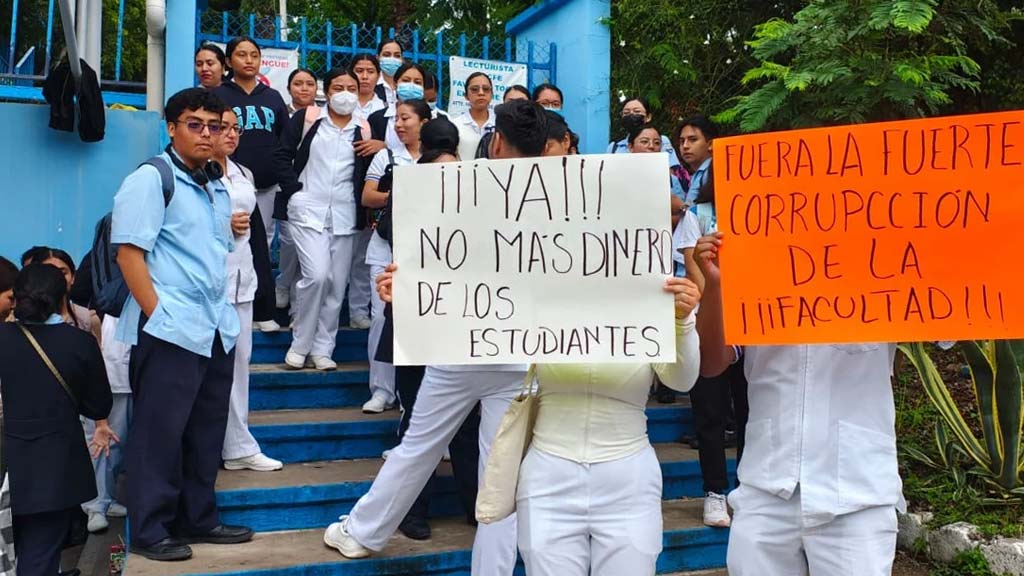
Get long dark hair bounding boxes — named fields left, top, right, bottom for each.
left=695, top=161, right=715, bottom=205
left=19, top=247, right=80, bottom=328
left=225, top=36, right=261, bottom=81
left=13, top=263, right=67, bottom=323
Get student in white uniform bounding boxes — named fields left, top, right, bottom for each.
left=359, top=97, right=430, bottom=413
left=347, top=54, right=388, bottom=329
left=368, top=63, right=428, bottom=153
left=213, top=109, right=284, bottom=472
left=693, top=234, right=902, bottom=576
left=424, top=73, right=448, bottom=118
left=323, top=99, right=552, bottom=576
left=375, top=39, right=404, bottom=108
left=453, top=72, right=495, bottom=161
left=517, top=283, right=700, bottom=576
left=278, top=68, right=373, bottom=371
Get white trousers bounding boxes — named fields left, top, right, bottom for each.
left=366, top=263, right=394, bottom=402
left=347, top=368, right=523, bottom=576
left=82, top=394, right=133, bottom=515
left=727, top=485, right=898, bottom=576
left=275, top=219, right=298, bottom=303
left=347, top=228, right=373, bottom=322
left=255, top=185, right=278, bottom=252
left=517, top=445, right=663, bottom=576
left=291, top=227, right=354, bottom=357
left=223, top=301, right=261, bottom=460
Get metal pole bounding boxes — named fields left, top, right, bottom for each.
left=279, top=0, right=288, bottom=41
left=56, top=0, right=83, bottom=82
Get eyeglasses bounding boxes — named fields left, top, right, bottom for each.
left=468, top=85, right=493, bottom=94
left=223, top=124, right=244, bottom=136
left=635, top=138, right=660, bottom=148
left=175, top=120, right=224, bottom=135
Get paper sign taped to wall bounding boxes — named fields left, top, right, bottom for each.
left=391, top=154, right=676, bottom=365
left=714, top=110, right=1024, bottom=345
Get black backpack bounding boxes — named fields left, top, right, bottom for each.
left=90, top=156, right=175, bottom=317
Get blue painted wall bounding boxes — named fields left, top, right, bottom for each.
left=508, top=0, right=611, bottom=154
left=0, top=103, right=163, bottom=263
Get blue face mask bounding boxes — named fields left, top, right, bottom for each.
left=397, top=82, right=425, bottom=102
left=380, top=57, right=402, bottom=77
left=543, top=106, right=563, bottom=116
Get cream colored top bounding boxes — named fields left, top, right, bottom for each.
left=532, top=315, right=700, bottom=464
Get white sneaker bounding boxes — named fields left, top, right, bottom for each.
left=224, top=453, right=284, bottom=472
left=381, top=448, right=392, bottom=460
left=275, top=286, right=290, bottom=309
left=703, top=491, right=731, bottom=528
left=254, top=320, right=281, bottom=332
left=310, top=355, right=337, bottom=371
left=349, top=317, right=372, bottom=330
left=285, top=350, right=306, bottom=370
left=362, top=393, right=390, bottom=414
left=107, top=502, right=127, bottom=518
left=87, top=511, right=109, bottom=533
left=324, top=516, right=371, bottom=559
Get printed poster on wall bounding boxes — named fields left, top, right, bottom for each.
left=391, top=153, right=677, bottom=365
left=447, top=56, right=528, bottom=118
left=212, top=43, right=298, bottom=92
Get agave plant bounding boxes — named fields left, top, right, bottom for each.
left=900, top=341, right=1024, bottom=494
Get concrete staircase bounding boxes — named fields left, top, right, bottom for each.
left=125, top=328, right=733, bottom=575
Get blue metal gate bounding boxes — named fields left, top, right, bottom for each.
left=196, top=10, right=556, bottom=110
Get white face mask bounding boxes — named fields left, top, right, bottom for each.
left=329, top=91, right=358, bottom=116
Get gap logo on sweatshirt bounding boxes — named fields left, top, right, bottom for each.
left=233, top=105, right=276, bottom=133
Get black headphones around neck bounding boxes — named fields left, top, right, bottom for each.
left=165, top=144, right=224, bottom=186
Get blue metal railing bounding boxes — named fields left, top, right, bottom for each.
left=196, top=11, right=556, bottom=109
left=0, top=0, right=145, bottom=106
left=0, top=4, right=556, bottom=110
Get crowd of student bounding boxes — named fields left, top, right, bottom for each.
left=0, top=33, right=904, bottom=576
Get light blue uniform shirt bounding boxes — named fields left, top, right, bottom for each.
left=111, top=151, right=239, bottom=357
left=685, top=157, right=711, bottom=205
left=606, top=136, right=681, bottom=168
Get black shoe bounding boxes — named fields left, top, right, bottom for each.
left=183, top=524, right=254, bottom=545
left=130, top=537, right=193, bottom=561
left=398, top=514, right=431, bottom=540
left=655, top=383, right=677, bottom=404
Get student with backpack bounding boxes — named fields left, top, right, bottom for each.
left=359, top=98, right=430, bottom=414
left=111, top=88, right=252, bottom=561
left=277, top=68, right=373, bottom=371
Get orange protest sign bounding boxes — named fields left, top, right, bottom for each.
left=714, top=111, right=1024, bottom=345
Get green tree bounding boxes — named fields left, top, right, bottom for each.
left=607, top=0, right=803, bottom=136
left=718, top=0, right=1012, bottom=132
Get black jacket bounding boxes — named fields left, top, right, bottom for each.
left=42, top=58, right=105, bottom=142
left=213, top=82, right=301, bottom=200
left=279, top=111, right=374, bottom=230
left=0, top=323, right=112, bottom=515
left=367, top=108, right=392, bottom=143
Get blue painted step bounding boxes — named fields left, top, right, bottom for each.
left=252, top=329, right=369, bottom=364
left=126, top=500, right=727, bottom=576
left=249, top=364, right=372, bottom=410
left=249, top=404, right=695, bottom=464
left=214, top=446, right=736, bottom=533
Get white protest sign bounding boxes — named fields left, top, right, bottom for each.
left=213, top=44, right=298, bottom=92
left=447, top=56, right=528, bottom=118
left=391, top=153, right=676, bottom=365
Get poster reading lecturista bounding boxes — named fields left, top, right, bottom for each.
left=391, top=154, right=676, bottom=365
left=716, top=110, right=1024, bottom=345
left=447, top=56, right=527, bottom=118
